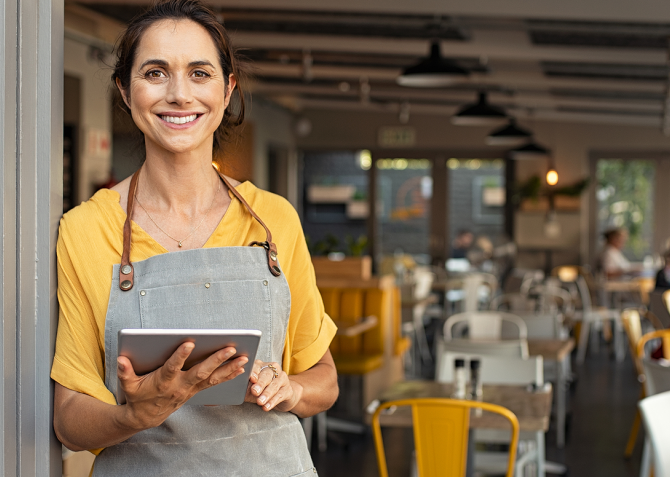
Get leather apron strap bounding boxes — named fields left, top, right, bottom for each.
left=119, top=167, right=281, bottom=292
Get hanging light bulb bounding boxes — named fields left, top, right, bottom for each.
left=508, top=141, right=551, bottom=160
left=486, top=118, right=532, bottom=146
left=546, top=167, right=559, bottom=186
left=397, top=41, right=469, bottom=88
left=452, top=92, right=507, bottom=126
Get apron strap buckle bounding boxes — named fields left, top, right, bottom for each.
left=250, top=241, right=282, bottom=277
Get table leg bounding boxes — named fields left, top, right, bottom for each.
left=577, top=320, right=590, bottom=364
left=535, top=431, right=545, bottom=477
left=557, top=358, right=566, bottom=448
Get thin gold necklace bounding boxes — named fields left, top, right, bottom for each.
left=134, top=171, right=221, bottom=248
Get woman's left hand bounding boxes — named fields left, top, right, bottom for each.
left=245, top=360, right=303, bottom=412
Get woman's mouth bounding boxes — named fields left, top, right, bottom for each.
left=160, top=114, right=199, bottom=124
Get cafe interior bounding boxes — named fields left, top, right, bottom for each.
left=62, top=0, right=670, bottom=475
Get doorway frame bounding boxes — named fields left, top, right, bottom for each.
left=1, top=0, right=63, bottom=474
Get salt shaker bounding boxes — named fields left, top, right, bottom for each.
left=452, top=358, right=467, bottom=399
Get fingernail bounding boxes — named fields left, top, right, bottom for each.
left=117, top=361, right=125, bottom=371
left=259, top=396, right=267, bottom=404
left=264, top=403, right=271, bottom=410
left=252, top=385, right=261, bottom=394
left=250, top=373, right=257, bottom=380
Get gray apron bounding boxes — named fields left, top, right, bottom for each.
left=92, top=171, right=316, bottom=476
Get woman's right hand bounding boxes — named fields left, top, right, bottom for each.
left=117, top=342, right=247, bottom=431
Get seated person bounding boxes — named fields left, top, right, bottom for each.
left=600, top=228, right=632, bottom=279
left=655, top=249, right=670, bottom=290
left=451, top=229, right=473, bottom=259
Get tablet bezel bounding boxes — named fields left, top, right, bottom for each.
left=116, top=328, right=262, bottom=406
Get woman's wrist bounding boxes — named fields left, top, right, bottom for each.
left=286, top=378, right=304, bottom=414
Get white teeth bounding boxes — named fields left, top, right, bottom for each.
left=161, top=114, right=198, bottom=124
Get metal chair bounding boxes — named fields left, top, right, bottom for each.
left=438, top=338, right=529, bottom=359
left=556, top=273, right=623, bottom=364
left=639, top=391, right=670, bottom=477
left=372, top=398, right=519, bottom=477
left=635, top=329, right=670, bottom=477
left=435, top=351, right=543, bottom=387
left=444, top=311, right=528, bottom=341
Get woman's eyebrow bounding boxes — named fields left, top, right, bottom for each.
left=137, top=59, right=216, bottom=69
left=189, top=60, right=215, bottom=69
left=139, top=59, right=168, bottom=69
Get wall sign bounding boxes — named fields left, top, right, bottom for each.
left=378, top=126, right=416, bottom=147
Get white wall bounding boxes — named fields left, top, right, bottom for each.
left=63, top=37, right=113, bottom=203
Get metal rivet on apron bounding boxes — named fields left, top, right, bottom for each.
left=272, top=266, right=281, bottom=274
left=121, top=264, right=132, bottom=275
left=270, top=251, right=277, bottom=261
left=205, top=283, right=210, bottom=288
left=140, top=290, right=146, bottom=296
left=263, top=280, right=268, bottom=286
left=120, top=280, right=132, bottom=291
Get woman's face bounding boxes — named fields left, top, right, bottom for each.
left=118, top=19, right=235, bottom=157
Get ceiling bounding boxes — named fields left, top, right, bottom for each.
left=70, top=0, right=670, bottom=129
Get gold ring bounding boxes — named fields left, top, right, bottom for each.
left=259, top=364, right=279, bottom=379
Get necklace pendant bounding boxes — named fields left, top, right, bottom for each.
left=178, top=241, right=183, bottom=248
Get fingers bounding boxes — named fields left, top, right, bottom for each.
left=185, top=347, right=244, bottom=388
left=117, top=355, right=138, bottom=388
left=158, top=342, right=195, bottom=382
left=199, top=356, right=248, bottom=389
left=249, top=363, right=279, bottom=398
left=248, top=359, right=264, bottom=383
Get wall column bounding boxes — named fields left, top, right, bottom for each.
left=1, top=0, right=63, bottom=474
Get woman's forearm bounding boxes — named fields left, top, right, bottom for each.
left=287, top=350, right=339, bottom=418
left=54, top=383, right=144, bottom=452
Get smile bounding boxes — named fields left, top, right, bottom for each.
left=160, top=114, right=199, bottom=124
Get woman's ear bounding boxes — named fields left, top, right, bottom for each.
left=116, top=77, right=131, bottom=110
left=223, top=74, right=237, bottom=109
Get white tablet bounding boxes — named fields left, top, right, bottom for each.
left=117, top=329, right=262, bottom=406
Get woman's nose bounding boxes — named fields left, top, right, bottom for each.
left=165, top=75, right=192, bottom=105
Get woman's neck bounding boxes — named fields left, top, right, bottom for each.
left=138, top=151, right=221, bottom=215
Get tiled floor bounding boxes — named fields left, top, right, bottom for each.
left=311, top=344, right=645, bottom=477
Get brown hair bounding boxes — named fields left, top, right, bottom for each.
left=112, top=0, right=246, bottom=155
left=603, top=227, right=623, bottom=243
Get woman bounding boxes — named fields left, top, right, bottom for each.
left=600, top=228, right=631, bottom=279
left=51, top=1, right=338, bottom=474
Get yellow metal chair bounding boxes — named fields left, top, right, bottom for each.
left=372, top=398, right=519, bottom=477
left=622, top=309, right=650, bottom=457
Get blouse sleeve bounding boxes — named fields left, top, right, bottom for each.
left=279, top=207, right=337, bottom=375
left=51, top=220, right=117, bottom=406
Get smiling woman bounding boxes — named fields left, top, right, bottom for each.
left=50, top=1, right=338, bottom=476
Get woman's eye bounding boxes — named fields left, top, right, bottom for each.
left=193, top=70, right=210, bottom=78
left=146, top=70, right=165, bottom=78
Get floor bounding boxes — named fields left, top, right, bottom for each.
left=311, top=343, right=645, bottom=477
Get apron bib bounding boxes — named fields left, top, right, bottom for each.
left=92, top=171, right=316, bottom=477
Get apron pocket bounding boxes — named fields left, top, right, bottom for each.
left=138, top=279, right=273, bottom=361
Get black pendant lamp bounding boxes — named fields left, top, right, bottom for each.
left=486, top=118, right=532, bottom=146
left=396, top=41, right=468, bottom=88
left=452, top=92, right=507, bottom=126
left=508, top=141, right=551, bottom=160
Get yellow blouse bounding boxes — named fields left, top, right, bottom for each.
left=51, top=182, right=336, bottom=408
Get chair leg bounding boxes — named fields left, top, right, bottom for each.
left=316, top=412, right=328, bottom=452
left=640, top=438, right=652, bottom=477
left=614, top=318, right=625, bottom=362
left=577, top=321, right=591, bottom=364
left=625, top=409, right=641, bottom=458
left=302, top=416, right=313, bottom=452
